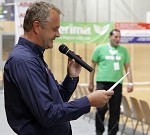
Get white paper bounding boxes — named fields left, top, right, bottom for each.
left=108, top=72, right=129, bottom=91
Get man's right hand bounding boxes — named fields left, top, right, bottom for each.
left=87, top=90, right=114, bottom=107
left=88, top=84, right=94, bottom=92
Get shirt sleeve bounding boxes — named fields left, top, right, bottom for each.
left=124, top=48, right=130, bottom=64
left=92, top=45, right=101, bottom=62
left=11, top=59, right=90, bottom=128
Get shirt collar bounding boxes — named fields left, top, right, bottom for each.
left=18, top=37, right=45, bottom=59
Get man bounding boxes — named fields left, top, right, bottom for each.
left=4, top=1, right=114, bottom=135
left=88, top=29, right=133, bottom=135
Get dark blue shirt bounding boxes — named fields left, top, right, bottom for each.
left=4, top=37, right=90, bottom=135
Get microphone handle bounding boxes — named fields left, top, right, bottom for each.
left=66, top=50, right=93, bottom=72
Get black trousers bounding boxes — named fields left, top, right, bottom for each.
left=96, top=82, right=122, bottom=135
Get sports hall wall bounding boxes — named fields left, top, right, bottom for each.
left=1, top=0, right=150, bottom=89
left=0, top=21, right=150, bottom=87
left=45, top=42, right=150, bottom=86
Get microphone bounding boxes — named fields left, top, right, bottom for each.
left=59, top=44, right=93, bottom=72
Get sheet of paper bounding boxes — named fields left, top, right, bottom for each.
left=108, top=72, right=129, bottom=91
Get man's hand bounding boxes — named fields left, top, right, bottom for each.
left=67, top=57, right=82, bottom=77
left=127, top=85, right=133, bottom=93
left=87, top=90, right=114, bottom=107
left=88, top=84, right=94, bottom=92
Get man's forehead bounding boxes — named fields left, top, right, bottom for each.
left=46, top=9, right=60, bottom=21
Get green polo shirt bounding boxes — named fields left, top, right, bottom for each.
left=92, top=43, right=130, bottom=83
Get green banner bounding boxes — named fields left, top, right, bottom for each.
left=56, top=22, right=114, bottom=44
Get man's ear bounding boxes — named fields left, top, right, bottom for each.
left=32, top=21, right=41, bottom=34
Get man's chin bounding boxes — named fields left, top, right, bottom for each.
left=48, top=42, right=53, bottom=49
left=114, top=44, right=119, bottom=47
left=49, top=45, right=53, bottom=49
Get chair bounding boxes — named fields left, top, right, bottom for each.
left=130, top=97, right=144, bottom=135
left=70, top=88, right=78, bottom=100
left=120, top=95, right=134, bottom=135
left=71, top=84, right=83, bottom=100
left=139, top=100, right=150, bottom=135
left=80, top=85, right=96, bottom=122
left=81, top=86, right=90, bottom=96
left=77, top=85, right=85, bottom=98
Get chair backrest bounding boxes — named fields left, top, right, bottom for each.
left=122, top=95, right=132, bottom=117
left=71, top=85, right=80, bottom=100
left=139, top=99, right=150, bottom=125
left=82, top=86, right=90, bottom=96
left=77, top=85, right=85, bottom=97
left=130, top=97, right=143, bottom=121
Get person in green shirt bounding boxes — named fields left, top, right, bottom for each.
left=88, top=29, right=134, bottom=135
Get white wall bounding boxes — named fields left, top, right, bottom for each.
left=46, top=0, right=150, bottom=22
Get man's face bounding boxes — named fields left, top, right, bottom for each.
left=109, top=31, right=121, bottom=47
left=39, top=10, right=60, bottom=49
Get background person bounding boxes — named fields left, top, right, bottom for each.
left=88, top=29, right=134, bottom=135
left=3, top=1, right=114, bottom=135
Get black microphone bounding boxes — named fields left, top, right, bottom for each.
left=59, top=44, right=93, bottom=72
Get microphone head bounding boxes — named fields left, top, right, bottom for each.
left=59, top=44, right=69, bottom=54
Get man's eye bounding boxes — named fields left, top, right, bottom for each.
left=52, top=28, right=58, bottom=32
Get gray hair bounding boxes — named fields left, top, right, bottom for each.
left=23, top=1, right=62, bottom=32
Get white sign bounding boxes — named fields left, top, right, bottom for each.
left=14, top=0, right=33, bottom=42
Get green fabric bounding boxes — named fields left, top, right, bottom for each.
left=92, top=43, right=130, bottom=83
